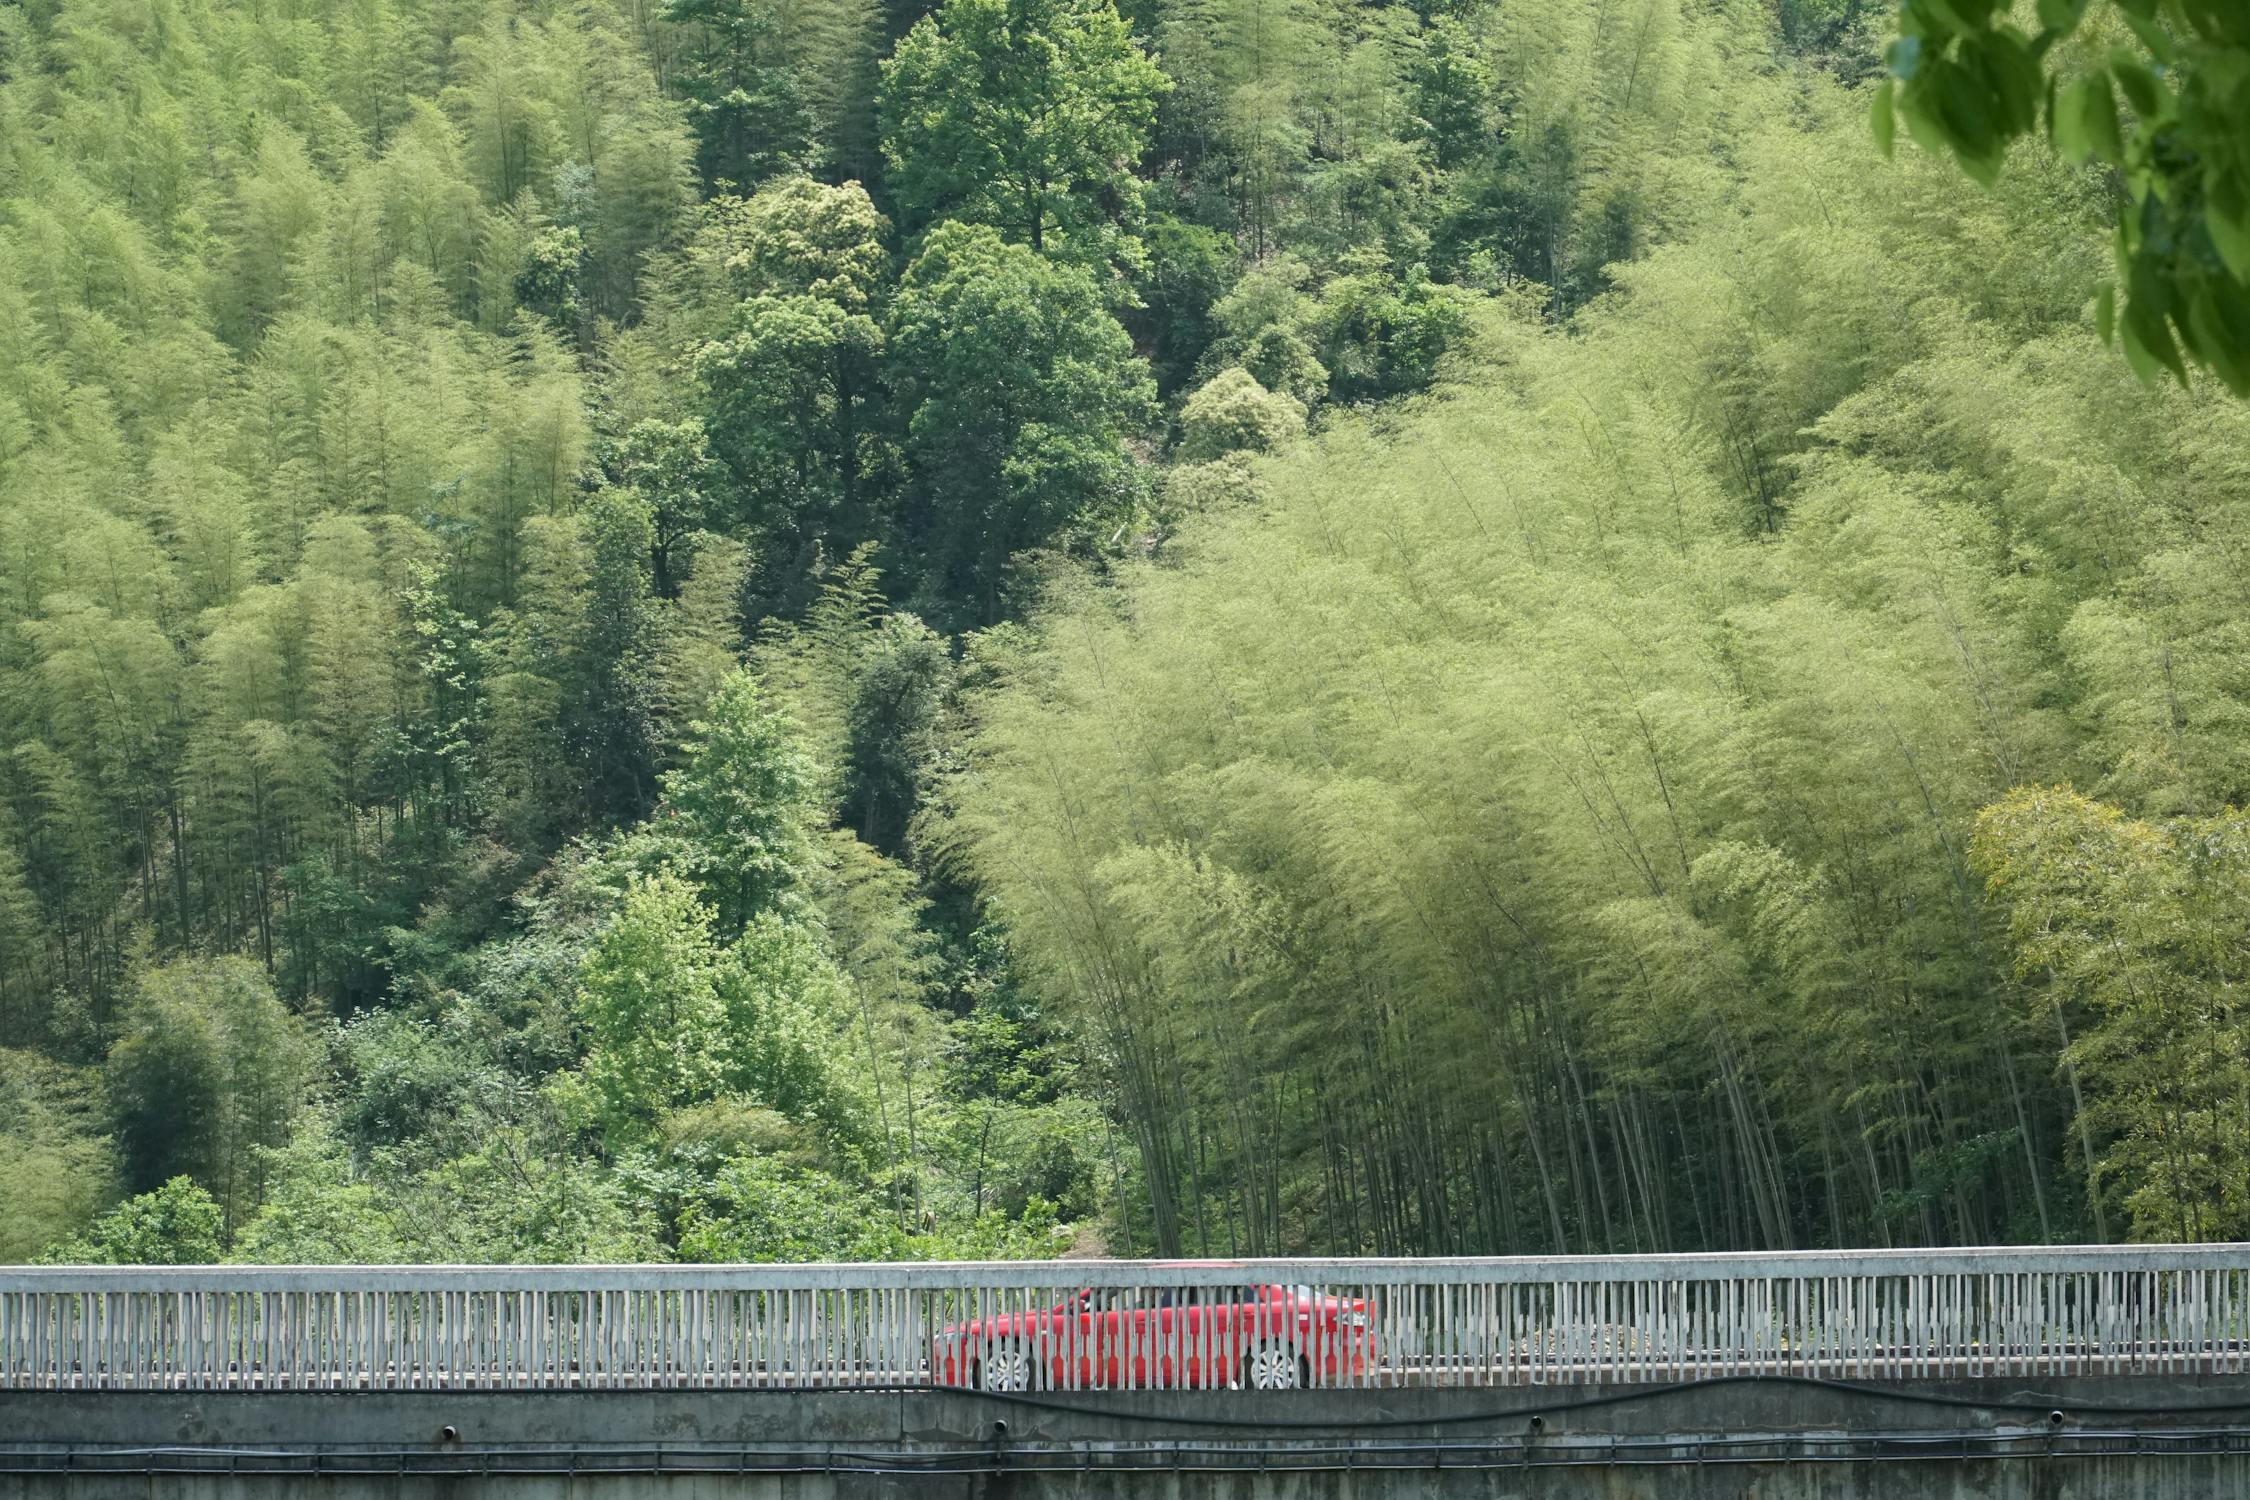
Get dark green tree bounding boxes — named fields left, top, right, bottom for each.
left=888, top=222, right=1156, bottom=620
left=694, top=180, right=894, bottom=566
left=880, top=0, right=1169, bottom=259
left=840, top=613, right=952, bottom=851
left=574, top=492, right=663, bottom=822
left=1130, top=215, right=1236, bottom=394
left=1412, top=18, right=1493, bottom=171
left=104, top=958, right=311, bottom=1226
left=609, top=418, right=720, bottom=598
left=664, top=0, right=821, bottom=187
left=1304, top=251, right=1468, bottom=399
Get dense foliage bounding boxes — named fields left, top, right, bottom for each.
left=2, top=0, right=2244, bottom=1264
left=945, top=76, right=2250, bottom=1253
left=1879, top=0, right=2250, bottom=393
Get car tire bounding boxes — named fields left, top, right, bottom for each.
left=1243, top=1340, right=1305, bottom=1391
left=974, top=1342, right=1038, bottom=1393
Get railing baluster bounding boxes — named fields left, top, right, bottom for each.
left=3, top=1249, right=2247, bottom=1393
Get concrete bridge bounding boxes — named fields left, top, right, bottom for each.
left=6, top=1247, right=2250, bottom=1497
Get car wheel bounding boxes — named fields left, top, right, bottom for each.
left=976, top=1343, right=1036, bottom=1393
left=1244, top=1341, right=1304, bottom=1391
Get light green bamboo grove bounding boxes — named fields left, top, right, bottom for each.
left=942, top=77, right=2250, bottom=1253
left=0, top=0, right=686, bottom=1015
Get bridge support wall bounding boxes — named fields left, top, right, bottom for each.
left=7, top=1376, right=2250, bottom=1499
left=11, top=1466, right=2250, bottom=1500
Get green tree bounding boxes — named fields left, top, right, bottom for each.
left=1877, top=0, right=2250, bottom=393
left=747, top=543, right=889, bottom=791
left=576, top=872, right=857, bottom=1149
left=104, top=957, right=312, bottom=1226
left=1176, top=366, right=1305, bottom=459
left=723, top=174, right=892, bottom=304
left=1411, top=18, right=1493, bottom=172
left=227, top=1125, right=408, bottom=1263
left=676, top=1152, right=900, bottom=1260
left=1156, top=0, right=1319, bottom=257
left=1132, top=215, right=1236, bottom=394
left=695, top=178, right=893, bottom=569
left=665, top=0, right=821, bottom=186
left=888, top=222, right=1156, bottom=620
left=1303, top=251, right=1468, bottom=399
left=880, top=0, right=1170, bottom=259
left=1206, top=255, right=1329, bottom=402
left=576, top=872, right=734, bottom=1146
left=481, top=517, right=586, bottom=850
left=44, top=1178, right=225, bottom=1265
left=0, top=1050, right=115, bottom=1260
left=840, top=613, right=952, bottom=850
left=650, top=537, right=753, bottom=763
left=514, top=224, right=587, bottom=336
left=1779, top=0, right=1877, bottom=58
left=663, top=0, right=879, bottom=187
left=0, top=834, right=47, bottom=1041
left=575, top=491, right=663, bottom=822
left=657, top=669, right=819, bottom=931
left=610, top=418, right=720, bottom=598
left=718, top=912, right=862, bottom=1132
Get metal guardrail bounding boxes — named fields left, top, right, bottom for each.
left=3, top=1248, right=2247, bottom=1393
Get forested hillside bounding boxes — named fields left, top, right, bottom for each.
left=948, top=72, right=2250, bottom=1254
left=3, top=0, right=2242, bottom=1263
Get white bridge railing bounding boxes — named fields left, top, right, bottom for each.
left=4, top=1248, right=2248, bottom=1393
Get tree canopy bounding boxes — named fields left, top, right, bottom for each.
left=881, top=0, right=1169, bottom=260
left=889, top=222, right=1157, bottom=620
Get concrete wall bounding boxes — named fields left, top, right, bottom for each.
left=9, top=1464, right=2250, bottom=1500
left=7, top=1375, right=2248, bottom=1499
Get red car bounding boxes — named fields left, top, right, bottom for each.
left=931, top=1281, right=1375, bottom=1391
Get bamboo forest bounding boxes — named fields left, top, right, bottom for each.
left=2, top=0, right=2248, bottom=1267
